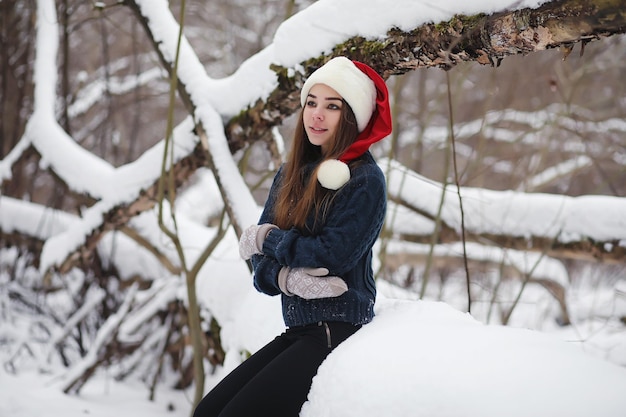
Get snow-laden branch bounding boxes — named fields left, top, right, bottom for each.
left=0, top=196, right=74, bottom=240
left=43, top=287, right=106, bottom=365
left=68, top=66, right=165, bottom=119
left=0, top=0, right=116, bottom=198
left=37, top=118, right=200, bottom=273
left=382, top=158, right=626, bottom=261
left=0, top=0, right=257, bottom=275
left=118, top=278, right=180, bottom=338
left=523, top=156, right=592, bottom=191
left=61, top=283, right=139, bottom=394
left=130, top=0, right=278, bottom=120
left=131, top=0, right=593, bottom=124
left=225, top=0, right=626, bottom=149
left=399, top=103, right=626, bottom=157
left=384, top=239, right=569, bottom=285
left=131, top=0, right=262, bottom=231
left=0, top=183, right=207, bottom=281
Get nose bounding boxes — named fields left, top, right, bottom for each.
left=312, top=108, right=323, bottom=120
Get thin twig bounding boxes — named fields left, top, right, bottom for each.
left=446, top=70, right=472, bottom=313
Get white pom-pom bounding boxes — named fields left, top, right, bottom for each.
left=317, top=159, right=350, bottom=190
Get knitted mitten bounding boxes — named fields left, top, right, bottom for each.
left=278, top=267, right=348, bottom=299
left=238, top=223, right=278, bottom=260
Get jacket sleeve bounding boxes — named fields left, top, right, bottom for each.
left=261, top=164, right=386, bottom=275
left=250, top=166, right=284, bottom=296
left=251, top=253, right=282, bottom=295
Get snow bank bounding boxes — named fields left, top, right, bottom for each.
left=301, top=297, right=626, bottom=417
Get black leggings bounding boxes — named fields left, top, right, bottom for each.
left=193, top=321, right=360, bottom=417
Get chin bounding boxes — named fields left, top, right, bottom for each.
left=307, top=138, right=328, bottom=148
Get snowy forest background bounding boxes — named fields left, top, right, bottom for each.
left=1, top=0, right=625, bottom=416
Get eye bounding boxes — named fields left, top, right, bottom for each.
left=328, top=103, right=341, bottom=110
left=306, top=100, right=317, bottom=107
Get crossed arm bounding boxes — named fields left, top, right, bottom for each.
left=239, top=224, right=348, bottom=299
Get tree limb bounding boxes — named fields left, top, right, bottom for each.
left=227, top=0, right=626, bottom=150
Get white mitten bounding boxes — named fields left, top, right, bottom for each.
left=278, top=267, right=348, bottom=299
left=238, top=224, right=278, bottom=260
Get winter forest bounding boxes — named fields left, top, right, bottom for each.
left=1, top=0, right=626, bottom=416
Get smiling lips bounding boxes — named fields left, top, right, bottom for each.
left=309, top=126, right=327, bottom=134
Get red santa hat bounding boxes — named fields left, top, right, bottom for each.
left=300, top=57, right=392, bottom=189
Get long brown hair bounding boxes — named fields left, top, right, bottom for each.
left=273, top=102, right=359, bottom=232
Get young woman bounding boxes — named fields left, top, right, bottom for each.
left=193, top=56, right=392, bottom=417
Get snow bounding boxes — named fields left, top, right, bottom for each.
left=302, top=296, right=626, bottom=417
left=1, top=0, right=625, bottom=416
left=0, top=373, right=189, bottom=417
left=382, top=158, right=626, bottom=244
left=273, top=0, right=549, bottom=65
left=384, top=239, right=570, bottom=286
left=3, top=289, right=625, bottom=416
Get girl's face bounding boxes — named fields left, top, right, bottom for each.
left=302, top=83, right=343, bottom=152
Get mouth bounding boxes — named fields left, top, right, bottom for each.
left=309, top=126, right=327, bottom=133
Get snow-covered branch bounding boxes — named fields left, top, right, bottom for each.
left=383, top=158, right=626, bottom=262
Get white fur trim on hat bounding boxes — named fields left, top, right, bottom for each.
left=301, top=57, right=376, bottom=132
left=317, top=159, right=350, bottom=190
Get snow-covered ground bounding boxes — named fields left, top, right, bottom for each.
left=2, top=282, right=625, bottom=417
